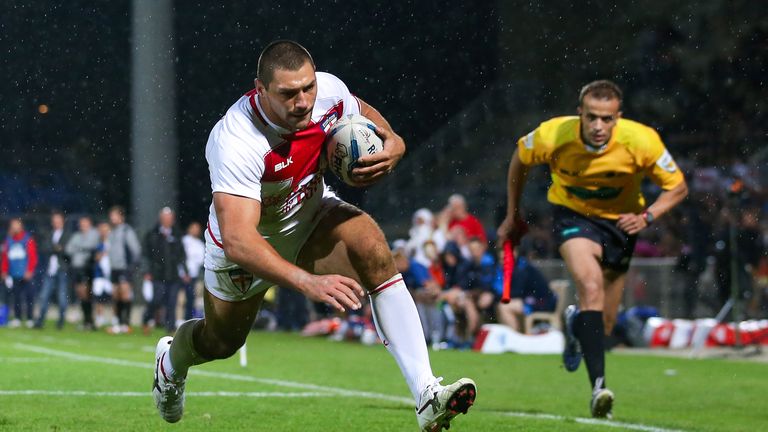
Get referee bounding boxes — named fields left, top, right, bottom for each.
left=497, top=80, right=688, bottom=418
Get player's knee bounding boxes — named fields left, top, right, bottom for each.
left=577, top=278, right=603, bottom=307
left=200, top=328, right=246, bottom=360
left=354, top=235, right=393, bottom=272
left=207, top=338, right=243, bottom=360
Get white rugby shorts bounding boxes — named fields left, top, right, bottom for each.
left=204, top=195, right=343, bottom=302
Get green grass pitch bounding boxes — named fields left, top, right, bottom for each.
left=0, top=325, right=764, bottom=431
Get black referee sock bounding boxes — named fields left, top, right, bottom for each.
left=574, top=310, right=606, bottom=390
left=115, top=302, right=125, bottom=325
left=123, top=302, right=133, bottom=326
left=81, top=300, right=93, bottom=325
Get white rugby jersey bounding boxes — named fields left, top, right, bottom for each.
left=204, top=72, right=361, bottom=272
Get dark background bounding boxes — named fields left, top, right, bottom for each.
left=1, top=1, right=765, bottom=228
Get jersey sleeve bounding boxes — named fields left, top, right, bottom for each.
left=639, top=128, right=685, bottom=190
left=206, top=126, right=264, bottom=202
left=317, top=72, right=361, bottom=117
left=516, top=123, right=556, bottom=166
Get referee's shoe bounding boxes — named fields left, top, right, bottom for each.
left=590, top=377, right=614, bottom=418
left=562, top=305, right=582, bottom=372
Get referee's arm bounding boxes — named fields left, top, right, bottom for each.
left=497, top=148, right=530, bottom=244
left=617, top=180, right=688, bottom=235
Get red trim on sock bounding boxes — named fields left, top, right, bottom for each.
left=159, top=352, right=171, bottom=382
left=369, top=276, right=404, bottom=296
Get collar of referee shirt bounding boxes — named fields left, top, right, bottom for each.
left=577, top=121, right=614, bottom=154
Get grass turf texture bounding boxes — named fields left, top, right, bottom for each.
left=0, top=325, right=764, bottom=432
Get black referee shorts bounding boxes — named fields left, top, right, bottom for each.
left=552, top=205, right=637, bottom=272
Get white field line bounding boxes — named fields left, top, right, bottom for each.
left=13, top=343, right=412, bottom=405
left=11, top=343, right=687, bottom=432
left=501, top=412, right=686, bottom=432
left=0, top=390, right=331, bottom=398
left=0, top=357, right=52, bottom=363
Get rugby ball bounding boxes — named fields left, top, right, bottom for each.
left=326, top=114, right=384, bottom=186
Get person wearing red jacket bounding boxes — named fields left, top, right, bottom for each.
left=1, top=217, right=38, bottom=328
left=443, top=194, right=487, bottom=244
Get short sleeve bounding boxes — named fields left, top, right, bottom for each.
left=516, top=124, right=554, bottom=166
left=317, top=72, right=361, bottom=117
left=206, top=125, right=264, bottom=201
left=641, top=128, right=685, bottom=190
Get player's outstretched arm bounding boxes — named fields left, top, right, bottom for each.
left=214, top=192, right=364, bottom=312
left=497, top=148, right=530, bottom=245
left=616, top=180, right=688, bottom=235
left=351, top=98, right=405, bottom=186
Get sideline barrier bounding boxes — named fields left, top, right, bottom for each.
left=473, top=324, right=565, bottom=354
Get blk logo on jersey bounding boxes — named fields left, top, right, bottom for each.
left=274, top=156, right=293, bottom=172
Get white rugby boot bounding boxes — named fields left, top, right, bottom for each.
left=416, top=377, right=476, bottom=431
left=152, top=336, right=185, bottom=423
left=590, top=377, right=614, bottom=419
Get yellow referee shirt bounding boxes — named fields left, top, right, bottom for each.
left=517, top=116, right=684, bottom=219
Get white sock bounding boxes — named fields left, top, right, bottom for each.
left=165, top=318, right=209, bottom=382
left=161, top=347, right=176, bottom=381
left=370, top=273, right=436, bottom=402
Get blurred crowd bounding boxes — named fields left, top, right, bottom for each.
left=0, top=197, right=561, bottom=349
left=520, top=158, right=768, bottom=320
left=2, top=162, right=766, bottom=350
left=0, top=206, right=205, bottom=335
left=287, top=194, right=562, bottom=349
left=308, top=161, right=768, bottom=347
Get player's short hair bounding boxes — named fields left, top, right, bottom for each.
left=257, top=40, right=315, bottom=88
left=579, top=80, right=623, bottom=106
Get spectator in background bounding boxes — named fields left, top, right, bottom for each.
left=1, top=218, right=38, bottom=328
left=423, top=241, right=446, bottom=288
left=518, top=213, right=556, bottom=259
left=142, top=207, right=188, bottom=334
left=675, top=202, right=710, bottom=319
left=441, top=194, right=487, bottom=244
left=276, top=285, right=310, bottom=332
left=460, top=237, right=498, bottom=321
left=394, top=249, right=444, bottom=347
left=715, top=207, right=764, bottom=310
left=443, top=237, right=495, bottom=346
left=406, top=208, right=446, bottom=267
left=66, top=215, right=99, bottom=330
left=495, top=252, right=558, bottom=333
left=447, top=225, right=471, bottom=260
left=441, top=241, right=465, bottom=290
left=181, top=221, right=205, bottom=321
left=456, top=238, right=496, bottom=293
left=35, top=210, right=71, bottom=329
left=92, top=221, right=113, bottom=329
left=750, top=253, right=768, bottom=318
left=108, top=205, right=141, bottom=334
